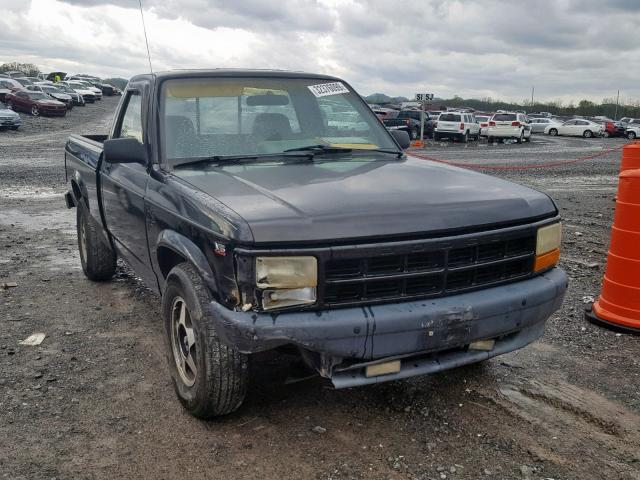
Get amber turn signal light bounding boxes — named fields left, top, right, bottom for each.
left=534, top=248, right=560, bottom=272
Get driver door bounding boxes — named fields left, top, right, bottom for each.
left=100, top=89, right=154, bottom=284
left=559, top=120, right=575, bottom=135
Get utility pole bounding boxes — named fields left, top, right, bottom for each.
left=614, top=89, right=620, bottom=120
left=531, top=86, right=534, bottom=107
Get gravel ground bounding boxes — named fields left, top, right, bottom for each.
left=1, top=98, right=639, bottom=480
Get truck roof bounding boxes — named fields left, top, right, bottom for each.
left=130, top=69, right=342, bottom=84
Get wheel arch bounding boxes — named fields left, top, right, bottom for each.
left=156, top=230, right=218, bottom=295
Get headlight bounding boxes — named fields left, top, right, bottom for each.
left=534, top=222, right=562, bottom=272
left=256, top=256, right=317, bottom=309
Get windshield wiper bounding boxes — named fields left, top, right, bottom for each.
left=283, top=144, right=403, bottom=159
left=282, top=145, right=352, bottom=156
left=172, top=154, right=261, bottom=169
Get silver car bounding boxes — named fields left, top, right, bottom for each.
left=529, top=118, right=561, bottom=134
left=0, top=107, right=21, bottom=130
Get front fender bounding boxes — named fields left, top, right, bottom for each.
left=156, top=229, right=218, bottom=294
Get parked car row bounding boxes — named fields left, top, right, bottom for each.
left=375, top=102, right=640, bottom=144
left=0, top=71, right=122, bottom=129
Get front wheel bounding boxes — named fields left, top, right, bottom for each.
left=548, top=128, right=558, bottom=136
left=583, top=130, right=593, bottom=138
left=31, top=105, right=39, bottom=116
left=410, top=128, right=419, bottom=140
left=163, top=263, right=249, bottom=419
left=627, top=131, right=637, bottom=140
left=77, top=202, right=117, bottom=281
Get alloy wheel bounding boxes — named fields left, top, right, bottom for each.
left=170, top=296, right=197, bottom=387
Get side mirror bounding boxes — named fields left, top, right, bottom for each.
left=390, top=129, right=411, bottom=149
left=103, top=137, right=147, bottom=165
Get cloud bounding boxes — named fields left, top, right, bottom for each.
left=0, top=0, right=638, bottom=104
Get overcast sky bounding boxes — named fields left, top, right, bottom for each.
left=0, top=0, right=638, bottom=104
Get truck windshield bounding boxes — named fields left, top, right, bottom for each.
left=160, top=77, right=398, bottom=166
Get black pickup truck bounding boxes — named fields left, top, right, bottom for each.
left=64, top=69, right=567, bottom=418
left=383, top=110, right=436, bottom=139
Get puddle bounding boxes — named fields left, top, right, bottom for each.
left=528, top=174, right=618, bottom=192
left=0, top=209, right=74, bottom=232
left=45, top=252, right=81, bottom=272
left=0, top=186, right=65, bottom=199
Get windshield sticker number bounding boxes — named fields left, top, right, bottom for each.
left=308, top=82, right=349, bottom=97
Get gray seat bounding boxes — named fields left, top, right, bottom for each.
left=164, top=115, right=196, bottom=158
left=252, top=113, right=292, bottom=141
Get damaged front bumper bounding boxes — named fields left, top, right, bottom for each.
left=208, top=268, right=567, bottom=388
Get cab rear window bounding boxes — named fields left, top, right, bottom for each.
left=439, top=114, right=461, bottom=122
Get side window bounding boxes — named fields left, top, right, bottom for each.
left=117, top=92, right=143, bottom=142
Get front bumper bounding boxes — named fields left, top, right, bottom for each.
left=0, top=117, right=21, bottom=127
left=209, top=268, right=567, bottom=387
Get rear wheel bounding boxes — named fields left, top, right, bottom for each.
left=163, top=263, right=249, bottom=418
left=461, top=132, right=469, bottom=143
left=549, top=128, right=558, bottom=136
left=627, top=131, right=637, bottom=140
left=516, top=131, right=524, bottom=144
left=583, top=130, right=593, bottom=138
left=76, top=202, right=117, bottom=281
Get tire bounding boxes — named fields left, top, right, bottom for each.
left=433, top=133, right=440, bottom=141
left=583, top=130, right=593, bottom=138
left=31, top=105, right=39, bottom=116
left=603, top=131, right=610, bottom=138
left=163, top=263, right=249, bottom=419
left=461, top=132, right=469, bottom=143
left=6, top=101, right=13, bottom=110
left=10, top=126, right=19, bottom=130
left=487, top=136, right=494, bottom=143
left=548, top=128, right=558, bottom=136
left=410, top=128, right=419, bottom=140
left=76, top=202, right=117, bottom=281
left=516, top=131, right=524, bottom=144
left=627, top=131, right=637, bottom=140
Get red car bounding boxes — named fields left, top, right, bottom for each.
left=6, top=89, right=67, bottom=117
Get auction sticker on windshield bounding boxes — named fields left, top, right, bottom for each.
left=308, top=82, right=349, bottom=97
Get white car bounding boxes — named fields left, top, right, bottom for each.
left=475, top=115, right=491, bottom=136
left=626, top=126, right=640, bottom=140
left=529, top=118, right=561, bottom=134
left=69, top=80, right=102, bottom=100
left=544, top=119, right=603, bottom=138
left=61, top=81, right=97, bottom=103
left=433, top=112, right=480, bottom=142
left=486, top=112, right=532, bottom=143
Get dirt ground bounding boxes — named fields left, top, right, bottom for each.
left=1, top=98, right=639, bottom=480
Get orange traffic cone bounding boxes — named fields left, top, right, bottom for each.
left=410, top=140, right=425, bottom=148
left=621, top=142, right=640, bottom=172
left=586, top=168, right=640, bottom=334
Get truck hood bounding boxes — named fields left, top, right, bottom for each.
left=174, top=155, right=557, bottom=244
